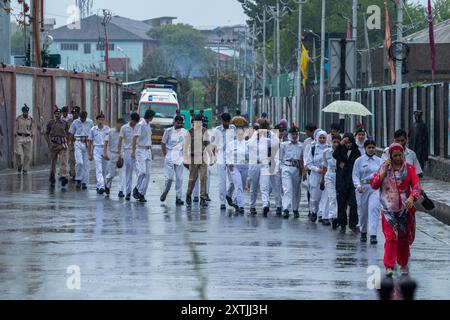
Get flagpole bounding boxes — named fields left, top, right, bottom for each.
left=318, top=0, right=326, bottom=128
left=395, top=0, right=403, bottom=130
left=295, top=0, right=304, bottom=125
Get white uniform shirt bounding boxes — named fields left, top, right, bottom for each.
left=134, top=119, right=152, bottom=147
left=323, top=148, right=337, bottom=171
left=280, top=140, right=303, bottom=162
left=69, top=118, right=94, bottom=137
left=89, top=125, right=110, bottom=147
left=62, top=114, right=73, bottom=123
left=248, top=130, right=279, bottom=164
left=306, top=143, right=329, bottom=173
left=162, top=126, right=187, bottom=165
left=382, top=146, right=423, bottom=175
left=106, top=128, right=120, bottom=153
left=352, top=154, right=383, bottom=189
left=303, top=137, right=314, bottom=165
left=119, top=123, right=135, bottom=150
left=226, top=138, right=249, bottom=165
left=211, top=124, right=236, bottom=164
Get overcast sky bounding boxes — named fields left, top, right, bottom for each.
left=9, top=0, right=431, bottom=28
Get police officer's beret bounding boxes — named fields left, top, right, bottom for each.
left=54, top=107, right=62, bottom=114
left=72, top=106, right=81, bottom=114
left=22, top=105, right=29, bottom=112
left=61, top=106, right=69, bottom=113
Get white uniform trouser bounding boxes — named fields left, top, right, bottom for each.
left=228, top=164, right=248, bottom=208
left=135, top=147, right=152, bottom=195
left=281, top=165, right=301, bottom=211
left=309, top=171, right=323, bottom=214
left=93, top=145, right=108, bottom=189
left=319, top=187, right=328, bottom=218
left=217, top=163, right=232, bottom=205
left=324, top=172, right=337, bottom=220
left=260, top=164, right=280, bottom=208
left=356, top=185, right=380, bottom=236
left=123, top=149, right=135, bottom=195
left=105, top=151, right=124, bottom=191
left=164, top=157, right=184, bottom=199
left=271, top=170, right=283, bottom=208
left=193, top=167, right=211, bottom=198
left=75, top=141, right=89, bottom=184
left=248, top=164, right=261, bottom=208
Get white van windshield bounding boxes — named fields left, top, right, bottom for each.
left=139, top=103, right=178, bottom=118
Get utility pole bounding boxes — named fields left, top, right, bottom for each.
left=0, top=0, right=11, bottom=64
left=102, top=10, right=112, bottom=77
left=318, top=0, right=326, bottom=128
left=395, top=0, right=403, bottom=130
left=363, top=13, right=373, bottom=86
left=294, top=0, right=305, bottom=125
left=242, top=28, right=247, bottom=114
left=350, top=0, right=358, bottom=132
left=262, top=8, right=267, bottom=116
left=215, top=36, right=221, bottom=110
left=276, top=0, right=281, bottom=123
left=251, top=23, right=256, bottom=122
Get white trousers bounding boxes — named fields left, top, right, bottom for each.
left=324, top=172, right=337, bottom=219
left=217, top=164, right=232, bottom=205
left=248, top=164, right=261, bottom=208
left=228, top=164, right=248, bottom=208
left=75, top=141, right=89, bottom=184
left=135, top=148, right=152, bottom=195
left=356, top=186, right=381, bottom=236
left=270, top=170, right=283, bottom=208
left=164, top=158, right=184, bottom=199
left=105, top=151, right=124, bottom=191
left=193, top=166, right=211, bottom=198
left=93, top=146, right=108, bottom=189
left=281, top=165, right=301, bottom=211
left=123, top=149, right=135, bottom=195
left=309, top=171, right=323, bottom=214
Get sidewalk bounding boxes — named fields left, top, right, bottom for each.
left=419, top=178, right=450, bottom=226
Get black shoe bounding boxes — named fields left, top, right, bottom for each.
left=160, top=187, right=170, bottom=202
left=206, top=194, right=212, bottom=202
left=283, top=210, right=290, bottom=219
left=105, top=187, right=110, bottom=195
left=370, top=236, right=378, bottom=245
left=332, top=219, right=339, bottom=230
left=250, top=208, right=257, bottom=215
left=349, top=225, right=358, bottom=233
left=193, top=197, right=199, bottom=203
left=318, top=216, right=323, bottom=223
left=294, top=211, right=300, bottom=219
left=71, top=176, right=76, bottom=181
left=322, top=219, right=331, bottom=226
left=125, top=193, right=131, bottom=201
left=239, top=207, right=245, bottom=215
left=133, top=187, right=140, bottom=199
left=176, top=198, right=184, bottom=206
left=310, top=213, right=317, bottom=222
left=308, top=211, right=311, bottom=218
left=76, top=181, right=81, bottom=189
left=276, top=207, right=282, bottom=215
left=200, top=198, right=208, bottom=207
left=340, top=226, right=346, bottom=234
left=98, top=188, right=105, bottom=195
left=18, top=166, right=22, bottom=173
left=60, top=177, right=68, bottom=187
left=81, top=183, right=87, bottom=190
left=22, top=170, right=28, bottom=175
left=220, top=204, right=226, bottom=210
left=138, top=194, right=147, bottom=202
left=226, top=195, right=234, bottom=207
left=263, top=207, right=269, bottom=217
left=360, top=233, right=367, bottom=243
left=118, top=191, right=125, bottom=198
left=186, top=196, right=192, bottom=206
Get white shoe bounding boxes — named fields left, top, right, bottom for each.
left=400, top=265, right=409, bottom=276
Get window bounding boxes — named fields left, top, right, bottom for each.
left=96, top=43, right=115, bottom=51
left=61, top=43, right=79, bottom=51
left=139, top=103, right=178, bottom=118
left=84, top=43, right=91, bottom=54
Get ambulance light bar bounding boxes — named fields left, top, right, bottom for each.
left=145, top=84, right=174, bottom=89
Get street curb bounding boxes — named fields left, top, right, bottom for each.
left=417, top=201, right=450, bottom=226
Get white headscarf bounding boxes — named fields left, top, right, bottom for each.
left=315, top=130, right=328, bottom=148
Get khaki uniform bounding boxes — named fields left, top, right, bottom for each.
left=46, top=119, right=69, bottom=183
left=184, top=126, right=210, bottom=199
left=15, top=115, right=34, bottom=171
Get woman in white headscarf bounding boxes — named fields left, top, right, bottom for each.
left=306, top=130, right=330, bottom=222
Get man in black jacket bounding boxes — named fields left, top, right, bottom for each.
left=333, top=133, right=361, bottom=233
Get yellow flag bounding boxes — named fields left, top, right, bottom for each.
left=301, top=43, right=309, bottom=89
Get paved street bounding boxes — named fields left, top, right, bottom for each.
left=1, top=151, right=450, bottom=300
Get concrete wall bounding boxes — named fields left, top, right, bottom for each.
left=0, top=65, right=122, bottom=170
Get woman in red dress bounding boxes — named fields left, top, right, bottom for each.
left=370, top=143, right=421, bottom=277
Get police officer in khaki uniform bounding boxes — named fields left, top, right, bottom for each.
left=45, top=107, right=69, bottom=187
left=15, top=104, right=34, bottom=174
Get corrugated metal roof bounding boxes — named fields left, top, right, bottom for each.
left=49, top=15, right=153, bottom=41
left=405, top=19, right=450, bottom=44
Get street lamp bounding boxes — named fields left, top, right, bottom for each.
left=116, top=46, right=129, bottom=82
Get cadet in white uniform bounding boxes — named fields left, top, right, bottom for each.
left=352, top=139, right=383, bottom=244
left=226, top=125, right=249, bottom=215
left=302, top=123, right=318, bottom=218
left=104, top=118, right=125, bottom=198
left=69, top=110, right=94, bottom=190
left=305, top=130, right=329, bottom=223
left=322, top=134, right=341, bottom=226
left=88, top=113, right=110, bottom=194
left=381, top=129, right=423, bottom=177
left=210, top=113, right=236, bottom=210
left=118, top=112, right=140, bottom=201
left=355, top=125, right=368, bottom=157
left=132, top=110, right=155, bottom=202
left=160, top=115, right=187, bottom=206
left=280, top=124, right=303, bottom=219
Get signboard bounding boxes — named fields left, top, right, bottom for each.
left=329, top=39, right=356, bottom=88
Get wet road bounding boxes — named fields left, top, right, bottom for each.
left=1, top=151, right=450, bottom=300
